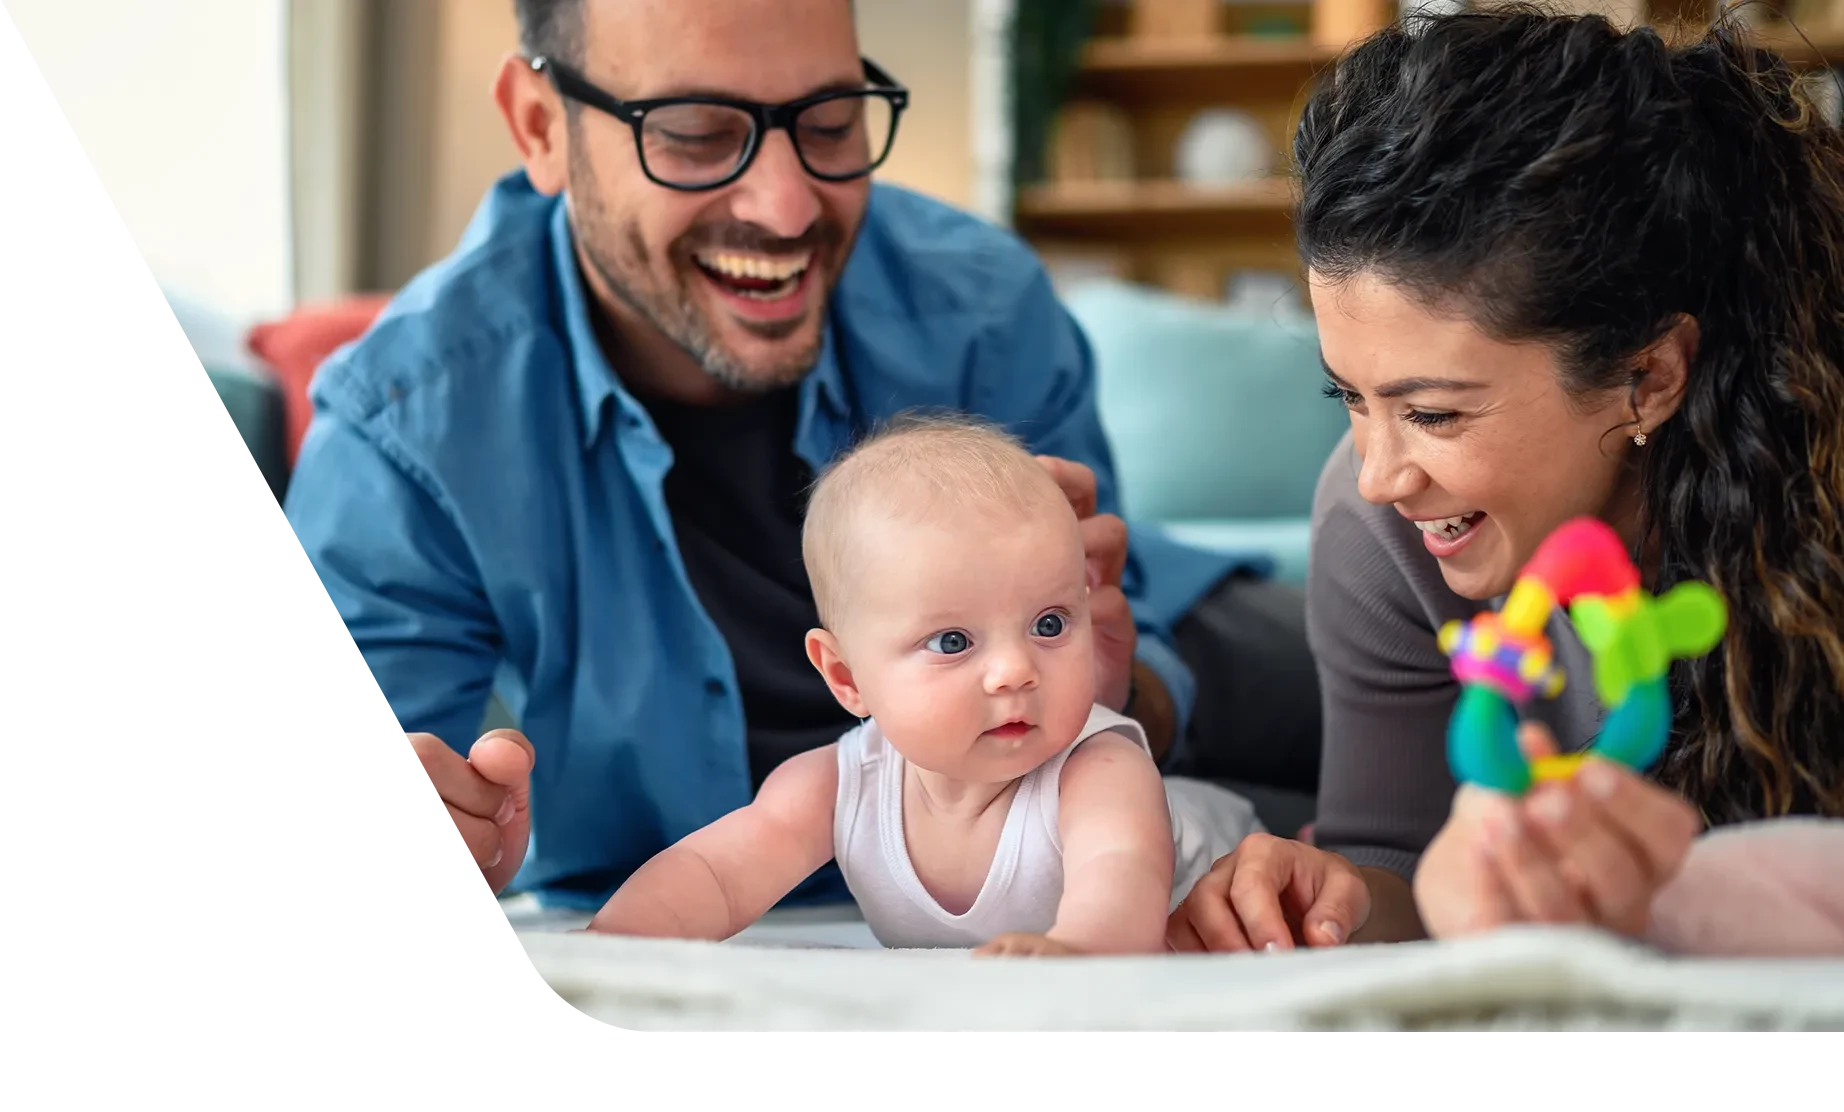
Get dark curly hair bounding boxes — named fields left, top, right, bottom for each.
left=1293, top=5, right=1844, bottom=824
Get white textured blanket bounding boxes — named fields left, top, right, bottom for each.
left=513, top=904, right=1844, bottom=1031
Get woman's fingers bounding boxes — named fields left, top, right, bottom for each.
left=1183, top=874, right=1255, bottom=952
left=1302, top=861, right=1370, bottom=946
left=1516, top=720, right=1560, bottom=762
left=1230, top=838, right=1311, bottom=950
left=1574, top=758, right=1703, bottom=886
left=1165, top=912, right=1207, bottom=953
left=1522, top=782, right=1652, bottom=930
left=1481, top=799, right=1590, bottom=923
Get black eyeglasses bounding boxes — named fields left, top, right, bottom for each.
left=529, top=55, right=909, bottom=192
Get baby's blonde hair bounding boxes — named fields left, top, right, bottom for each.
left=801, top=411, right=1069, bottom=630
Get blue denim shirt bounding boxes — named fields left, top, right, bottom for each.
left=284, top=170, right=1256, bottom=910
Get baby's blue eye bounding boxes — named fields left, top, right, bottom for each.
left=1034, top=613, right=1066, bottom=638
left=926, top=630, right=970, bottom=655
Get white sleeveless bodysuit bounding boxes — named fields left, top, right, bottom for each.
left=831, top=703, right=1263, bottom=950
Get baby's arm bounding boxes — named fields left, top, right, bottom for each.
left=586, top=744, right=838, bottom=941
left=1030, top=731, right=1176, bottom=955
left=1644, top=817, right=1844, bottom=957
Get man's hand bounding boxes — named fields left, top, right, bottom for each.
left=1036, top=454, right=1134, bottom=711
left=1166, top=833, right=1372, bottom=952
left=410, top=727, right=535, bottom=894
left=1414, top=723, right=1701, bottom=941
left=973, top=932, right=1083, bottom=958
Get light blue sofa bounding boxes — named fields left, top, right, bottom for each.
left=1064, top=279, right=1348, bottom=585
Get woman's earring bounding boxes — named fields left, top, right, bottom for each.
left=1632, top=426, right=1648, bottom=447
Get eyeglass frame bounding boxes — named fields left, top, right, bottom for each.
left=527, top=54, right=911, bottom=192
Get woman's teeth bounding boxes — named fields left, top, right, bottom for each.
left=1416, top=512, right=1484, bottom=539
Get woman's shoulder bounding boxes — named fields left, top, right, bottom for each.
left=1307, top=432, right=1475, bottom=647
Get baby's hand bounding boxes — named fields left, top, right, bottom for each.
left=973, top=932, right=1083, bottom=958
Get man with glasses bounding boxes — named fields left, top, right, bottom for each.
left=283, top=0, right=1321, bottom=915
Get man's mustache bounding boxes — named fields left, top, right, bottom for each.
left=681, top=220, right=842, bottom=255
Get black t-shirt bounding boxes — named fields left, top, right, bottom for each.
left=641, top=387, right=860, bottom=792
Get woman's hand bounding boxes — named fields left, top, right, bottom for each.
left=1166, top=834, right=1372, bottom=951
left=1415, top=723, right=1703, bottom=940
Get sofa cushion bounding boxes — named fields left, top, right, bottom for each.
left=1062, top=279, right=1346, bottom=524
left=1158, top=518, right=1312, bottom=584
left=206, top=367, right=290, bottom=503
left=246, top=294, right=393, bottom=466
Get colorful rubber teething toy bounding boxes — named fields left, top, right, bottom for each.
left=1439, top=517, right=1728, bottom=795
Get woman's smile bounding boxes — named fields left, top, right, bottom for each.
left=1407, top=510, right=1488, bottom=558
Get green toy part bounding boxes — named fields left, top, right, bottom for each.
left=1568, top=582, right=1728, bottom=708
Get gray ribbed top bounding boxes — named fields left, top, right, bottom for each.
left=1306, top=433, right=1604, bottom=879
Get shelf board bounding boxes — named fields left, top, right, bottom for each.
left=1014, top=178, right=1296, bottom=240
left=1749, top=26, right=1844, bottom=67
left=1074, top=34, right=1340, bottom=102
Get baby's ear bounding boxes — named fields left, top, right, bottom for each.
left=805, top=628, right=868, bottom=718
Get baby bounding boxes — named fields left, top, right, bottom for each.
left=587, top=414, right=1261, bottom=954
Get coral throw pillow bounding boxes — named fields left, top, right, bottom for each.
left=246, top=293, right=393, bottom=465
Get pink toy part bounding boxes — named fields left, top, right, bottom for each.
left=1517, top=517, right=1639, bottom=603
left=1447, top=618, right=1554, bottom=702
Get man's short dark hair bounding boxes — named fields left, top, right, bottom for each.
left=514, top=0, right=584, bottom=66
left=513, top=0, right=854, bottom=69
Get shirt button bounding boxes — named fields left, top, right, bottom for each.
left=704, top=678, right=726, bottom=697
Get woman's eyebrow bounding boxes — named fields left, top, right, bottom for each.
left=1319, top=357, right=1486, bottom=399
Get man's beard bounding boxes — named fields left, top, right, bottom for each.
left=567, top=145, right=843, bottom=395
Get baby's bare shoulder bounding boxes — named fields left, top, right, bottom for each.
left=1058, top=730, right=1163, bottom=802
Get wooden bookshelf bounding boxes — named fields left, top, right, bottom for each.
left=1013, top=1, right=1844, bottom=303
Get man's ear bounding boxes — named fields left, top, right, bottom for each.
left=491, top=52, right=569, bottom=195
left=806, top=629, right=868, bottom=718
left=1633, top=313, right=1698, bottom=433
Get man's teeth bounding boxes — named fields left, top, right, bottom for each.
left=696, top=251, right=812, bottom=281
left=1416, top=513, right=1482, bottom=538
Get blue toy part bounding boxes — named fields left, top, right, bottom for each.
left=1589, top=676, right=1672, bottom=772
left=1446, top=684, right=1530, bottom=795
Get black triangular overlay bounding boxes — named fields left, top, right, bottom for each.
left=3, top=15, right=586, bottom=1025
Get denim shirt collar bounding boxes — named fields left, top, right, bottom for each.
left=547, top=198, right=852, bottom=458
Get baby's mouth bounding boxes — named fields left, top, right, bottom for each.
left=985, top=720, right=1032, bottom=739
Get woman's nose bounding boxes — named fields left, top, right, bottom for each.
left=1355, top=422, right=1427, bottom=507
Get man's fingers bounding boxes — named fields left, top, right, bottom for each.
left=411, top=732, right=508, bottom=820
left=1036, top=455, right=1098, bottom=519
left=1087, top=584, right=1133, bottom=641
left=469, top=729, right=536, bottom=789
left=1078, top=514, right=1128, bottom=590
left=446, top=804, right=505, bottom=869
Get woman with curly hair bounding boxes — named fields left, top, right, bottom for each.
left=1168, top=6, right=1844, bottom=954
